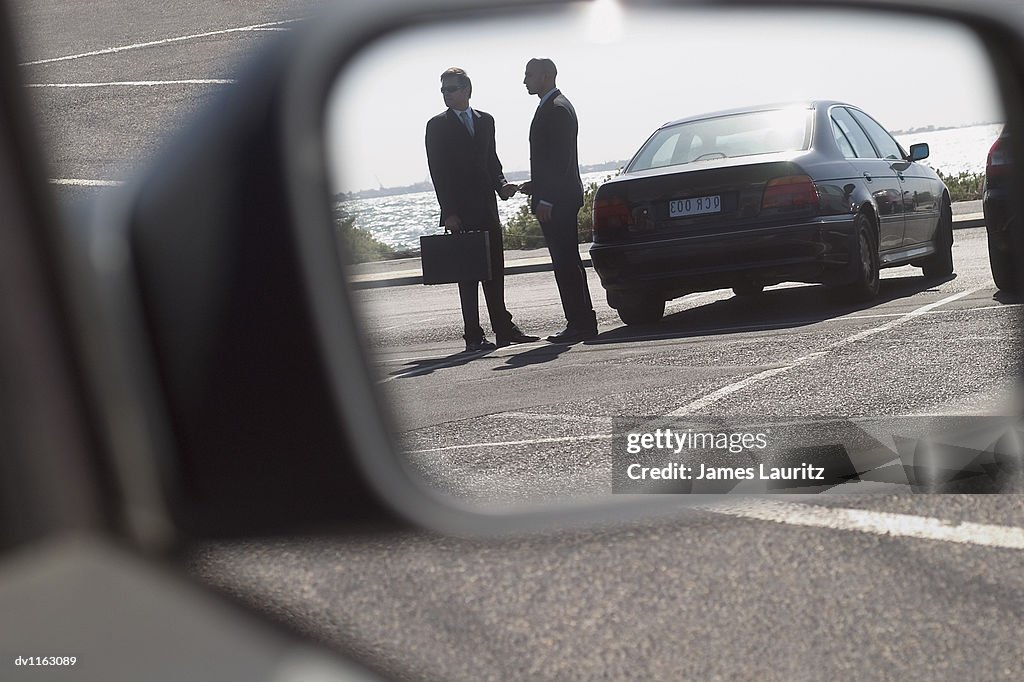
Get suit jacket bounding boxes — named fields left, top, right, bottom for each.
left=528, top=89, right=584, bottom=213
left=425, top=108, right=507, bottom=230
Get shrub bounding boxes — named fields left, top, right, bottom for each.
left=334, top=212, right=395, bottom=264
left=936, top=169, right=984, bottom=203
left=503, top=178, right=607, bottom=249
left=503, top=204, right=546, bottom=249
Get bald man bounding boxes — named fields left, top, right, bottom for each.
left=521, top=58, right=598, bottom=343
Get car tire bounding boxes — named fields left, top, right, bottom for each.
left=732, top=283, right=764, bottom=296
left=921, top=201, right=954, bottom=278
left=837, top=212, right=880, bottom=303
left=616, top=297, right=665, bottom=325
left=988, top=231, right=1017, bottom=293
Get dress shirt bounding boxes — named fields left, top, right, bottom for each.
left=454, top=107, right=475, bottom=136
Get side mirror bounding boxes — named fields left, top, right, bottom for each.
left=909, top=142, right=930, bottom=162
left=69, top=0, right=1024, bottom=546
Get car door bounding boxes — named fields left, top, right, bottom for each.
left=829, top=106, right=905, bottom=251
left=848, top=108, right=939, bottom=248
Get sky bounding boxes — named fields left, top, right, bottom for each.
left=326, top=2, right=1003, bottom=193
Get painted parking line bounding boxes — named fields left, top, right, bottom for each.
left=49, top=178, right=123, bottom=187
left=19, top=18, right=302, bottom=66
left=407, top=432, right=614, bottom=454
left=370, top=301, right=1013, bottom=365
left=488, top=412, right=613, bottom=424
left=409, top=410, right=1018, bottom=454
left=667, top=287, right=984, bottom=416
left=27, top=79, right=235, bottom=87
left=708, top=499, right=1024, bottom=550
left=372, top=288, right=1007, bottom=375
left=377, top=315, right=443, bottom=332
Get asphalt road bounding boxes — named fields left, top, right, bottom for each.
left=362, top=226, right=1020, bottom=499
left=11, top=1, right=1024, bottom=680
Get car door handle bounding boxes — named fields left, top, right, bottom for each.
left=896, top=172, right=905, bottom=180
left=863, top=171, right=872, bottom=182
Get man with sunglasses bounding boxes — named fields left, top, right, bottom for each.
left=426, top=67, right=538, bottom=352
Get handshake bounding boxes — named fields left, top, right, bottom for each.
left=499, top=180, right=532, bottom=200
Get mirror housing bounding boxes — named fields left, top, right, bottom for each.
left=66, top=0, right=1024, bottom=546
left=909, top=142, right=930, bottom=162
left=75, top=19, right=406, bottom=542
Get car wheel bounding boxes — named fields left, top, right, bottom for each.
left=988, top=234, right=1017, bottom=293
left=921, top=201, right=954, bottom=278
left=616, top=297, right=665, bottom=325
left=732, top=283, right=764, bottom=296
left=837, top=212, right=880, bottom=302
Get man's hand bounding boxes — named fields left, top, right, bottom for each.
left=498, top=183, right=518, bottom=200
left=445, top=215, right=463, bottom=233
left=535, top=202, right=553, bottom=223
left=519, top=181, right=532, bottom=196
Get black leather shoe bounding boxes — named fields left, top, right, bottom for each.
left=465, top=338, right=497, bottom=352
left=496, top=330, right=541, bottom=347
left=546, top=327, right=598, bottom=344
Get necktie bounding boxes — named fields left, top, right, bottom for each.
left=460, top=110, right=474, bottom=137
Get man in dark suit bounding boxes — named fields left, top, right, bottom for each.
left=425, top=67, right=538, bottom=352
left=520, top=58, right=598, bottom=344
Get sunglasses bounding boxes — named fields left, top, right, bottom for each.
left=440, top=85, right=465, bottom=94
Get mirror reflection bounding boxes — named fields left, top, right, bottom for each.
left=327, top=5, right=1018, bottom=508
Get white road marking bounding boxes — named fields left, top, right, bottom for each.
left=373, top=298, right=1011, bottom=367
left=27, top=79, right=235, bottom=87
left=574, top=297, right=1003, bottom=348
left=669, top=358, right=825, bottom=416
left=373, top=287, right=1004, bottom=377
left=708, top=499, right=1024, bottom=550
left=50, top=178, right=123, bottom=187
left=376, top=316, right=442, bottom=332
left=376, top=353, right=455, bottom=365
left=407, top=432, right=614, bottom=454
left=838, top=288, right=980, bottom=345
left=668, top=287, right=984, bottom=416
left=19, top=19, right=303, bottom=66
left=488, top=412, right=612, bottom=423
left=844, top=302, right=1022, bottom=319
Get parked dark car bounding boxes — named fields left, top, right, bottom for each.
left=983, top=127, right=1018, bottom=292
left=590, top=101, right=953, bottom=325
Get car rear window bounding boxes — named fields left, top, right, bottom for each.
left=627, top=109, right=812, bottom=173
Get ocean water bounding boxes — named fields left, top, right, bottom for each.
left=341, top=124, right=1002, bottom=252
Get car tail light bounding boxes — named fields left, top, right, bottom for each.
left=593, top=196, right=631, bottom=240
left=987, top=135, right=1011, bottom=178
left=761, top=175, right=820, bottom=212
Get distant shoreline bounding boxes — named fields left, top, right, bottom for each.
left=337, top=120, right=1004, bottom=201
left=336, top=161, right=627, bottom=201
left=889, top=121, right=1002, bottom=136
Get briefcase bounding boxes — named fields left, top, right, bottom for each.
left=420, top=230, right=492, bottom=285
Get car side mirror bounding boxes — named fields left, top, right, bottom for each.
left=909, top=142, right=930, bottom=161
left=68, top=0, right=1024, bottom=547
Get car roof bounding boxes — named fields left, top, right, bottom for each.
left=658, top=100, right=849, bottom=130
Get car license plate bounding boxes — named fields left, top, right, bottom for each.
left=668, top=195, right=721, bottom=218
